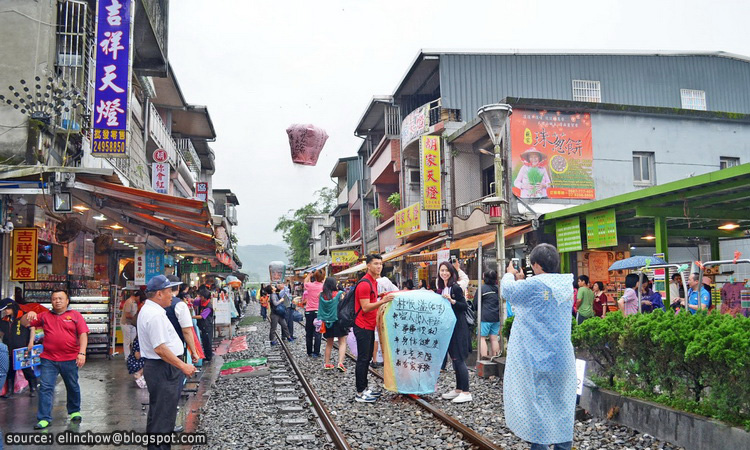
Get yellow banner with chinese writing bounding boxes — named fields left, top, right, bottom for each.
left=420, top=135, right=441, bottom=210
left=395, top=203, right=422, bottom=238
left=11, top=228, right=38, bottom=281
left=331, top=250, right=359, bottom=265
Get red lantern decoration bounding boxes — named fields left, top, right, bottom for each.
left=286, top=124, right=328, bottom=166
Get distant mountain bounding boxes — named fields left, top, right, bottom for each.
left=236, top=244, right=289, bottom=281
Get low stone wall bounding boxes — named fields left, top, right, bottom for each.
left=580, top=387, right=750, bottom=450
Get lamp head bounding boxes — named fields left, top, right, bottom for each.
left=477, top=104, right=513, bottom=146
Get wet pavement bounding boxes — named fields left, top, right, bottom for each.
left=0, top=351, right=219, bottom=449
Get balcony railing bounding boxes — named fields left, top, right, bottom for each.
left=454, top=195, right=492, bottom=220
left=175, top=138, right=202, bottom=177
left=149, top=103, right=177, bottom=164
left=337, top=187, right=347, bottom=206
left=427, top=209, right=450, bottom=228
left=401, top=98, right=462, bottom=146
left=385, top=104, right=401, bottom=137
left=428, top=98, right=461, bottom=126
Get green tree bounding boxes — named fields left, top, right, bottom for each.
left=274, top=187, right=336, bottom=267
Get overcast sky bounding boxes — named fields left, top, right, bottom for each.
left=168, top=0, right=750, bottom=246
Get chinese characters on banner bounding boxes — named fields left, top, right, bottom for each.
left=152, top=162, right=169, bottom=194
left=394, top=203, right=423, bottom=238
left=377, top=291, right=456, bottom=394
left=420, top=136, right=441, bottom=210
left=134, top=245, right=145, bottom=285
left=92, top=0, right=133, bottom=157
left=145, top=249, right=164, bottom=283
left=400, top=104, right=430, bottom=145
left=195, top=182, right=208, bottom=201
left=331, top=250, right=358, bottom=265
left=510, top=110, right=594, bottom=199
left=11, top=228, right=38, bottom=281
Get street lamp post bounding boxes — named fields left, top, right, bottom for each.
left=477, top=103, right=512, bottom=354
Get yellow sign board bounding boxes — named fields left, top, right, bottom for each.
left=331, top=250, right=359, bottom=265
left=394, top=203, right=423, bottom=238
left=11, top=228, right=38, bottom=281
left=420, top=135, right=442, bottom=210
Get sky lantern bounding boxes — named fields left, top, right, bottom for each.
left=286, top=124, right=328, bottom=166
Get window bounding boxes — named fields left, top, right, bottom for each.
left=633, top=152, right=656, bottom=185
left=572, top=80, right=601, bottom=103
left=482, top=166, right=495, bottom=197
left=720, top=156, right=740, bottom=170
left=680, top=89, right=706, bottom=111
left=408, top=169, right=420, bottom=184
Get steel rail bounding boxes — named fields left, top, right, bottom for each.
left=275, top=332, right=352, bottom=450
left=332, top=339, right=503, bottom=450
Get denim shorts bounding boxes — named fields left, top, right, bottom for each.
left=480, top=321, right=501, bottom=337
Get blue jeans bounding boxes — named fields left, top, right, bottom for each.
left=38, top=358, right=80, bottom=422
left=530, top=442, right=573, bottom=450
left=286, top=308, right=295, bottom=338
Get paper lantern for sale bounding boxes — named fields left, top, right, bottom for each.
left=286, top=124, right=328, bottom=166
left=377, top=290, right=456, bottom=395
left=269, top=261, right=286, bottom=283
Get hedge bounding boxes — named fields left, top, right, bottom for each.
left=572, top=310, right=750, bottom=428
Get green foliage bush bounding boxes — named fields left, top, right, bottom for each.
left=572, top=310, right=750, bottom=428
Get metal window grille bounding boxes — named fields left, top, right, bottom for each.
left=720, top=156, right=740, bottom=170
left=572, top=80, right=601, bottom=103
left=55, top=0, right=94, bottom=131
left=633, top=152, right=655, bottom=185
left=680, top=89, right=707, bottom=111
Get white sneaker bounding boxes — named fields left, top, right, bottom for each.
left=452, top=392, right=472, bottom=403
left=441, top=390, right=460, bottom=400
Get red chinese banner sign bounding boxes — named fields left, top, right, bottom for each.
left=91, top=0, right=134, bottom=157
left=420, top=136, right=442, bottom=210
left=11, top=228, right=38, bottom=281
left=510, top=110, right=594, bottom=200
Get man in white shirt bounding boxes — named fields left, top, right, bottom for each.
left=138, top=275, right=196, bottom=449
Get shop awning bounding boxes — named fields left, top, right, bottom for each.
left=319, top=240, right=362, bottom=256
left=300, top=261, right=329, bottom=274
left=335, top=234, right=446, bottom=277
left=73, top=176, right=215, bottom=252
left=405, top=225, right=532, bottom=263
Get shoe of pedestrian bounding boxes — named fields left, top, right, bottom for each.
left=312, top=353, right=321, bottom=358
left=363, top=388, right=382, bottom=398
left=354, top=392, right=377, bottom=403
left=270, top=341, right=279, bottom=346
left=174, top=425, right=185, bottom=433
left=337, top=363, right=347, bottom=373
left=441, top=390, right=460, bottom=400
left=452, top=392, right=472, bottom=403
left=1, top=391, right=12, bottom=399
left=324, top=364, right=335, bottom=370
left=34, top=420, right=50, bottom=429
left=287, top=337, right=294, bottom=342
left=69, top=412, right=82, bottom=423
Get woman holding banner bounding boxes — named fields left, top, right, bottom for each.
left=436, top=262, right=472, bottom=404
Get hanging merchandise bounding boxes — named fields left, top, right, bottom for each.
left=286, top=124, right=328, bottom=166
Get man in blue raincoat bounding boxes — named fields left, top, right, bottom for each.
left=501, top=244, right=576, bottom=450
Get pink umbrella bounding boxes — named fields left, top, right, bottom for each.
left=286, top=124, right=328, bottom=166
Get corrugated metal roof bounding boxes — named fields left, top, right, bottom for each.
left=438, top=53, right=750, bottom=120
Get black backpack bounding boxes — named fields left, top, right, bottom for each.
left=338, top=278, right=374, bottom=328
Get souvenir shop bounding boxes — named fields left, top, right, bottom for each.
left=0, top=168, right=218, bottom=357
left=540, top=164, right=750, bottom=314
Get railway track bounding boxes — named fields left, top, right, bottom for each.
left=273, top=330, right=502, bottom=450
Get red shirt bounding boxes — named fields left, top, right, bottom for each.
left=29, top=309, right=89, bottom=361
left=354, top=273, right=378, bottom=330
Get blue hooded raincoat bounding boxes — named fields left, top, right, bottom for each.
left=501, top=272, right=577, bottom=445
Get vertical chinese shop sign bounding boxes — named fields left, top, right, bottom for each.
left=11, top=228, right=38, bottom=281
left=510, top=110, right=594, bottom=199
left=420, top=136, right=441, bottom=210
left=91, top=0, right=134, bottom=157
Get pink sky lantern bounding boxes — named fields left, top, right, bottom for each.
left=286, top=124, right=328, bottom=166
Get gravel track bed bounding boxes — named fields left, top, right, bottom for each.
left=425, top=362, right=685, bottom=450
left=196, top=311, right=331, bottom=449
